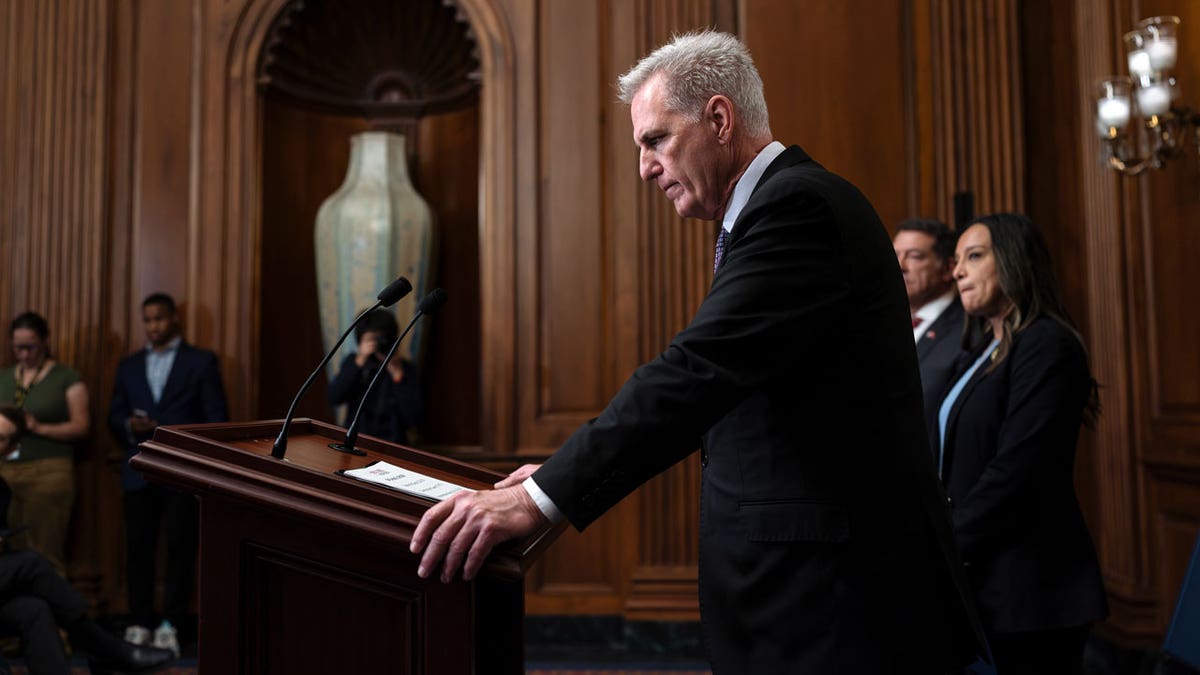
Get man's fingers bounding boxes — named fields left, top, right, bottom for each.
left=418, top=515, right=461, bottom=579
left=410, top=494, right=459, bottom=557
left=440, top=517, right=484, bottom=584
left=411, top=487, right=546, bottom=583
left=462, top=524, right=501, bottom=581
left=494, top=463, right=542, bottom=488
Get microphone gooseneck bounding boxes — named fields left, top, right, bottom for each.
left=271, top=277, right=412, bottom=459
left=331, top=288, right=447, bottom=455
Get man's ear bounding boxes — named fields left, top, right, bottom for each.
left=707, top=95, right=735, bottom=144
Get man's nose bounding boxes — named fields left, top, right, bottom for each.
left=639, top=151, right=659, bottom=182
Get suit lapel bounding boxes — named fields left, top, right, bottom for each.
left=718, top=145, right=814, bottom=274
left=157, top=343, right=190, bottom=409
left=915, top=329, right=938, bottom=359
left=128, top=351, right=156, bottom=410
left=915, top=304, right=952, bottom=358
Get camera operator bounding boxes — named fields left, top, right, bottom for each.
left=327, top=309, right=423, bottom=445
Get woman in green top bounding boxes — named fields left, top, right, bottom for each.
left=0, top=312, right=90, bottom=574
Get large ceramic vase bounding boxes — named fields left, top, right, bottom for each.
left=315, top=131, right=435, bottom=383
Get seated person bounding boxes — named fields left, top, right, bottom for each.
left=327, top=309, right=422, bottom=445
left=0, top=406, right=174, bottom=675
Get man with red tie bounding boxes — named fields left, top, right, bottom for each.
left=894, top=218, right=964, bottom=426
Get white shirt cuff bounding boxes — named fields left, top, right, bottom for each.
left=522, top=476, right=564, bottom=524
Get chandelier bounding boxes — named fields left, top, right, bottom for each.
left=1094, top=16, right=1200, bottom=176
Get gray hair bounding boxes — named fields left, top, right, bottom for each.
left=618, top=30, right=770, bottom=138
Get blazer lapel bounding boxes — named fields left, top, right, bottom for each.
left=916, top=299, right=963, bottom=358
left=127, top=351, right=156, bottom=410
left=942, top=341, right=994, bottom=456
left=718, top=145, right=815, bottom=274
left=915, top=331, right=938, bottom=359
left=156, top=343, right=191, bottom=409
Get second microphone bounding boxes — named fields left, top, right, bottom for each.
left=329, top=288, right=448, bottom=455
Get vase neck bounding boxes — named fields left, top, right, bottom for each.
left=346, top=131, right=411, bottom=186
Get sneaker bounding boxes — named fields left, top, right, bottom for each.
left=152, top=620, right=180, bottom=659
left=123, top=625, right=151, bottom=646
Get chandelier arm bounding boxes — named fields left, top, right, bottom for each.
left=1104, top=138, right=1160, bottom=176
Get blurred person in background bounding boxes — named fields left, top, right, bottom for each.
left=327, top=308, right=422, bottom=445
left=0, top=312, right=89, bottom=576
left=893, top=218, right=964, bottom=427
left=0, top=406, right=174, bottom=675
left=108, top=293, right=228, bottom=657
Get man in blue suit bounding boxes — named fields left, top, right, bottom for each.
left=107, top=293, right=228, bottom=657
left=893, top=218, right=964, bottom=425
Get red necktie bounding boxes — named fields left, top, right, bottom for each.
left=912, top=316, right=922, bottom=328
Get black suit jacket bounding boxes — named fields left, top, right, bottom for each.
left=534, top=146, right=982, bottom=673
left=916, top=296, right=965, bottom=427
left=938, top=317, right=1108, bottom=633
left=108, top=342, right=229, bottom=490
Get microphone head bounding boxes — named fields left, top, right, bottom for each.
left=377, top=277, right=413, bottom=306
left=418, top=288, right=448, bottom=315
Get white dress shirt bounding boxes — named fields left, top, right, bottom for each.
left=912, top=290, right=956, bottom=342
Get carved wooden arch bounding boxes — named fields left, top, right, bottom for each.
left=207, top=0, right=516, bottom=452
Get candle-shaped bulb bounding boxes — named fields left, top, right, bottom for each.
left=1137, top=83, right=1172, bottom=117
left=1145, top=38, right=1177, bottom=71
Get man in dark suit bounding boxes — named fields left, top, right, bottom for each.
left=411, top=31, right=982, bottom=673
left=107, top=293, right=228, bottom=657
left=893, top=218, right=964, bottom=424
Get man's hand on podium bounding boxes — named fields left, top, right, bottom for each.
left=410, top=467, right=548, bottom=583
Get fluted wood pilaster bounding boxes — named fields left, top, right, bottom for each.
left=621, top=0, right=737, bottom=621
left=1072, top=0, right=1155, bottom=640
left=929, top=0, right=1025, bottom=220
left=0, top=0, right=117, bottom=606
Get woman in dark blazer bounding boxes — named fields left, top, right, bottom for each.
left=936, top=213, right=1107, bottom=674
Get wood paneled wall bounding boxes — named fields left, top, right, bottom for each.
left=3, top=0, right=1200, bottom=642
left=0, top=0, right=122, bottom=606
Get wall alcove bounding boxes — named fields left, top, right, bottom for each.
left=252, top=0, right=501, bottom=451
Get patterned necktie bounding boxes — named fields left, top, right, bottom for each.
left=713, top=228, right=730, bottom=275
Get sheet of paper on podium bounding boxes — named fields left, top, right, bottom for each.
left=340, top=461, right=474, bottom=501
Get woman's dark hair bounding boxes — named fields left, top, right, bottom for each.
left=353, top=309, right=399, bottom=347
left=10, top=312, right=49, bottom=340
left=967, top=212, right=1099, bottom=423
left=9, top=312, right=52, bottom=360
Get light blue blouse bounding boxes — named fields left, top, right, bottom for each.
left=937, top=338, right=1000, bottom=479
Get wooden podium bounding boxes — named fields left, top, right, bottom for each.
left=131, top=419, right=563, bottom=675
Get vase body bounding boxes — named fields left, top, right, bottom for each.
left=315, top=131, right=435, bottom=385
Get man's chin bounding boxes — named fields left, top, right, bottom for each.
left=673, top=202, right=717, bottom=222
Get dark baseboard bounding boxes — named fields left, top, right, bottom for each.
left=525, top=616, right=706, bottom=664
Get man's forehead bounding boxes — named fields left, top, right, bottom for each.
left=894, top=231, right=936, bottom=249
left=630, top=76, right=670, bottom=132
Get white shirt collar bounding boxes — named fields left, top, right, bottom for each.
left=145, top=334, right=183, bottom=355
left=912, top=289, right=957, bottom=342
left=914, top=289, right=956, bottom=322
left=721, top=141, right=786, bottom=233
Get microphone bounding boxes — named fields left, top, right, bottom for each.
left=330, top=288, right=447, bottom=455
left=271, top=277, right=413, bottom=459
